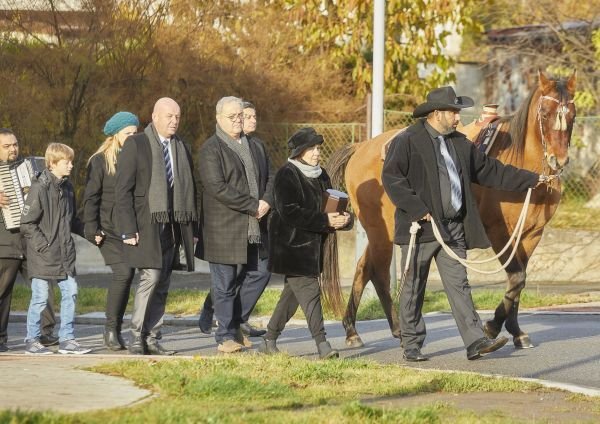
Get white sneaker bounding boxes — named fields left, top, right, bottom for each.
left=58, top=339, right=92, bottom=355
left=25, top=340, right=53, bottom=355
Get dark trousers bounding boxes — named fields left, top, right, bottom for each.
left=209, top=244, right=270, bottom=343
left=130, top=223, right=175, bottom=341
left=0, top=258, right=55, bottom=343
left=265, top=275, right=326, bottom=345
left=399, top=222, right=484, bottom=351
left=105, top=262, right=135, bottom=331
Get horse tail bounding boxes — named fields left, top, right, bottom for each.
left=326, top=143, right=358, bottom=190
left=320, top=143, right=357, bottom=318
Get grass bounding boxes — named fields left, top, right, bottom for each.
left=10, top=285, right=600, bottom=321
left=550, top=199, right=600, bottom=230
left=0, top=355, right=572, bottom=423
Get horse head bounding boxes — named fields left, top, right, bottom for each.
left=536, top=70, right=577, bottom=172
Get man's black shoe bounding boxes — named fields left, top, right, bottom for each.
left=467, top=336, right=508, bottom=360
left=146, top=341, right=177, bottom=356
left=198, top=308, right=213, bottom=334
left=128, top=335, right=147, bottom=355
left=240, top=322, right=266, bottom=337
left=0, top=343, right=9, bottom=352
left=40, top=335, right=59, bottom=347
left=403, top=348, right=428, bottom=362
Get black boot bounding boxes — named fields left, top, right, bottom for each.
left=240, top=322, right=267, bottom=337
left=258, top=337, right=280, bottom=354
left=317, top=341, right=339, bottom=359
left=104, top=328, right=126, bottom=351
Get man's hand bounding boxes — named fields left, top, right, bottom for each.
left=419, top=213, right=432, bottom=222
left=535, top=174, right=557, bottom=188
left=123, top=233, right=139, bottom=246
left=0, top=191, right=9, bottom=208
left=94, top=231, right=105, bottom=245
left=256, top=200, right=271, bottom=220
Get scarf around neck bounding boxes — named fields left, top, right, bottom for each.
left=146, top=123, right=197, bottom=224
left=288, top=158, right=323, bottom=178
left=215, top=124, right=261, bottom=244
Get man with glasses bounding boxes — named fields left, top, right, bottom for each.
left=196, top=97, right=274, bottom=353
left=382, top=87, right=544, bottom=362
left=0, top=128, right=57, bottom=352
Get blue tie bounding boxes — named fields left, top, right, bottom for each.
left=162, top=140, right=174, bottom=187
left=438, top=135, right=462, bottom=212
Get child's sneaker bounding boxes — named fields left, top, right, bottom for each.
left=58, top=339, right=92, bottom=355
left=25, top=339, right=53, bottom=355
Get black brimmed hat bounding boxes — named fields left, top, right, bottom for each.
left=288, top=127, right=324, bottom=159
left=413, top=86, right=474, bottom=118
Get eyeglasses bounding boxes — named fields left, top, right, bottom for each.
left=222, top=113, right=244, bottom=122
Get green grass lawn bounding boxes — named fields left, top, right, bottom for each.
left=9, top=285, right=600, bottom=321
left=1, top=354, right=582, bottom=423
left=550, top=199, right=600, bottom=230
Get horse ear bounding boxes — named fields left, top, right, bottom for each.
left=538, top=69, right=553, bottom=94
left=566, top=70, right=577, bottom=95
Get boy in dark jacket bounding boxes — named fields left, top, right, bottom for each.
left=21, top=143, right=90, bottom=355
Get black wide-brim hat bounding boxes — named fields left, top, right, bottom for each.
left=288, top=127, right=324, bottom=159
left=412, top=86, right=474, bottom=118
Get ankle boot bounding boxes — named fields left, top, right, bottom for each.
left=317, top=341, right=339, bottom=359
left=258, top=337, right=280, bottom=355
left=104, top=328, right=126, bottom=351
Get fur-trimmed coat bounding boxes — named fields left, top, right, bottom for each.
left=268, top=162, right=332, bottom=277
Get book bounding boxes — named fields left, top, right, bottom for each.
left=322, top=189, right=349, bottom=214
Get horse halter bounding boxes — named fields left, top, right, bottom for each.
left=536, top=94, right=574, bottom=176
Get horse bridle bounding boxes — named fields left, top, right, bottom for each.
left=536, top=94, right=574, bottom=177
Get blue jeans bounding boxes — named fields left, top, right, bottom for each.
left=26, top=276, right=78, bottom=342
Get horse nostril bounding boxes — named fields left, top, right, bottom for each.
left=563, top=157, right=570, bottom=167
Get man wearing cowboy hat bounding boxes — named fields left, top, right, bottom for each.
left=382, top=86, right=545, bottom=362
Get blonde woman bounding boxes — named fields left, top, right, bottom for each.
left=82, top=112, right=139, bottom=350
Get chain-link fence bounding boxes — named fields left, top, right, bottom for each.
left=256, top=113, right=600, bottom=205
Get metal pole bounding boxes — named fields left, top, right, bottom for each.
left=371, top=0, right=384, bottom=138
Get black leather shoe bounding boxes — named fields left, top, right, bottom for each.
left=40, top=334, right=59, bottom=347
left=198, top=308, right=213, bottom=334
left=240, top=322, right=266, bottom=337
left=128, top=335, right=147, bottom=355
left=146, top=341, right=177, bottom=356
left=403, top=348, right=428, bottom=362
left=0, top=343, right=9, bottom=352
left=104, top=329, right=126, bottom=351
left=467, top=336, right=508, bottom=360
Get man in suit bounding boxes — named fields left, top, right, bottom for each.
left=382, top=87, right=544, bottom=362
left=115, top=98, right=197, bottom=355
left=0, top=128, right=57, bottom=352
left=196, top=96, right=274, bottom=353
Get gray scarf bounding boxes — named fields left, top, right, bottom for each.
left=288, top=158, right=323, bottom=178
left=216, top=124, right=261, bottom=244
left=146, top=123, right=197, bottom=224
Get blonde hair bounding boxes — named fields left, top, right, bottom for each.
left=88, top=135, right=120, bottom=176
left=45, top=143, right=74, bottom=168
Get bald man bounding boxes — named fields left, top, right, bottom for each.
left=115, top=98, right=198, bottom=355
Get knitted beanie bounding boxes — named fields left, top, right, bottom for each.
left=103, top=111, right=140, bottom=136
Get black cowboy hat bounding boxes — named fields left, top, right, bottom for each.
left=288, top=127, right=324, bottom=159
left=413, top=86, right=474, bottom=118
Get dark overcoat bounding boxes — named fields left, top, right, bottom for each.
left=268, top=162, right=332, bottom=277
left=0, top=158, right=25, bottom=260
left=382, top=119, right=539, bottom=249
left=20, top=170, right=82, bottom=279
left=196, top=133, right=274, bottom=265
left=81, top=153, right=126, bottom=265
left=114, top=132, right=196, bottom=270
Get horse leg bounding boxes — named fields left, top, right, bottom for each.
left=370, top=248, right=400, bottom=339
left=342, top=247, right=371, bottom=348
left=484, top=271, right=526, bottom=339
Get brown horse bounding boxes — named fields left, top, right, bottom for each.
left=327, top=70, right=577, bottom=348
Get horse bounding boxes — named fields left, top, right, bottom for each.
left=326, top=70, right=577, bottom=349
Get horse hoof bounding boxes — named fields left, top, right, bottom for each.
left=513, top=334, right=534, bottom=349
left=345, top=336, right=364, bottom=348
left=484, top=321, right=500, bottom=339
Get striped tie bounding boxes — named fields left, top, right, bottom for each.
left=438, top=135, right=462, bottom=212
left=162, top=140, right=174, bottom=187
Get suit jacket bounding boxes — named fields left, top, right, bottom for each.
left=115, top=132, right=196, bottom=270
left=382, top=119, right=539, bottom=249
left=196, top=133, right=274, bottom=264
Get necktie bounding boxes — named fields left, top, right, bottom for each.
left=162, top=140, right=174, bottom=187
left=437, top=135, right=462, bottom=212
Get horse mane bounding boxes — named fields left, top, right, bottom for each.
left=498, top=90, right=536, bottom=166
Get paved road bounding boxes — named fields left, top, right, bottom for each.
left=4, top=310, right=600, bottom=394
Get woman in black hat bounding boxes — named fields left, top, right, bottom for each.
left=259, top=127, right=350, bottom=359
left=81, top=111, right=139, bottom=350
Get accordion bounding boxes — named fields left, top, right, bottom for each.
left=0, top=157, right=45, bottom=230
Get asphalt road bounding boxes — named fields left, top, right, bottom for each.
left=5, top=310, right=600, bottom=394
